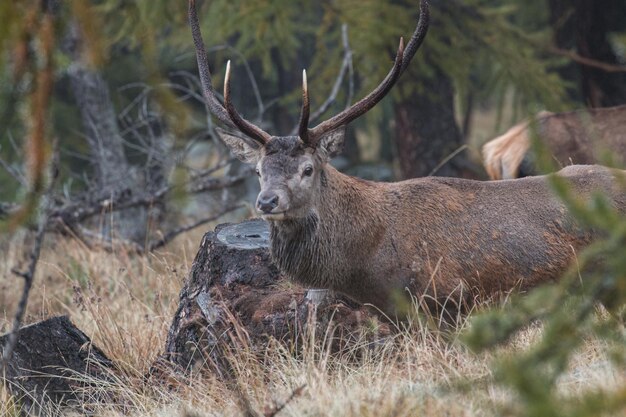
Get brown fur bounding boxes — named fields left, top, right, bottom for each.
left=215, top=99, right=626, bottom=321
left=267, top=160, right=625, bottom=317
left=482, top=106, right=626, bottom=180
left=218, top=131, right=625, bottom=317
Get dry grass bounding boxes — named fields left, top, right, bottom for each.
left=1, top=228, right=624, bottom=417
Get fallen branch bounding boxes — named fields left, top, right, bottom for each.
left=54, top=204, right=246, bottom=253
left=47, top=169, right=250, bottom=229
left=187, top=170, right=251, bottom=194
left=148, top=203, right=246, bottom=251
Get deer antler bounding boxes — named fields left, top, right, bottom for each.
left=300, top=0, right=429, bottom=147
left=224, top=61, right=272, bottom=144
left=298, top=70, right=311, bottom=142
left=188, top=0, right=270, bottom=145
left=190, top=0, right=429, bottom=147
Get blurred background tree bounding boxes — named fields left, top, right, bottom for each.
left=0, top=0, right=625, bottom=246
left=548, top=0, right=626, bottom=107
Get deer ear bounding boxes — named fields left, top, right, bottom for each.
left=316, top=128, right=345, bottom=161
left=216, top=128, right=263, bottom=164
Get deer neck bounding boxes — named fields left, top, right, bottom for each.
left=268, top=166, right=383, bottom=289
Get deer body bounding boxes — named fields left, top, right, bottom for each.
left=269, top=163, right=622, bottom=314
left=188, top=0, right=626, bottom=317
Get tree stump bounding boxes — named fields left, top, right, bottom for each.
left=0, top=315, right=114, bottom=413
left=162, top=219, right=389, bottom=377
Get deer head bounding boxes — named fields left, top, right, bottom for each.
left=189, top=0, right=429, bottom=220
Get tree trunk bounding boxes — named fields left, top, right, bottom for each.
left=161, top=219, right=388, bottom=377
left=548, top=0, right=626, bottom=107
left=393, top=64, right=478, bottom=179
left=0, top=316, right=114, bottom=414
left=64, top=24, right=147, bottom=243
left=67, top=66, right=129, bottom=187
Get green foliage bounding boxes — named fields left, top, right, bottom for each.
left=181, top=0, right=573, bottom=128
left=199, top=0, right=318, bottom=78
left=1, top=0, right=623, bottom=205
left=464, top=138, right=626, bottom=416
left=315, top=0, right=569, bottom=120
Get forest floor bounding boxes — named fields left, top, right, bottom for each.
left=1, top=224, right=624, bottom=417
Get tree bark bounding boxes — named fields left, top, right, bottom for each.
left=161, top=219, right=388, bottom=378
left=549, top=0, right=626, bottom=107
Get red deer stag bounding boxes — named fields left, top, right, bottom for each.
left=189, top=0, right=626, bottom=317
left=482, top=106, right=626, bottom=180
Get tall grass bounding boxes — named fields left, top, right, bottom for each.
left=1, top=223, right=624, bottom=416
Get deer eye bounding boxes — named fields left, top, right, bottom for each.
left=303, top=166, right=313, bottom=177
left=255, top=167, right=260, bottom=177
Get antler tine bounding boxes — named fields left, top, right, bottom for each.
left=298, top=69, right=311, bottom=144
left=188, top=0, right=234, bottom=128
left=224, top=61, right=272, bottom=145
left=307, top=0, right=429, bottom=143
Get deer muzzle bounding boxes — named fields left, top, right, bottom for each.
left=256, top=187, right=289, bottom=220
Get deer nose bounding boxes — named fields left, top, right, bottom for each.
left=257, top=192, right=279, bottom=213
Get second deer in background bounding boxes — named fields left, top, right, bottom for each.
left=482, top=105, right=626, bottom=180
